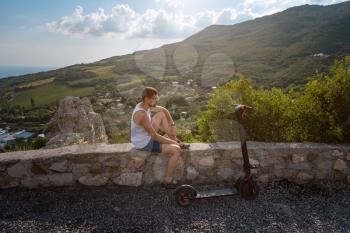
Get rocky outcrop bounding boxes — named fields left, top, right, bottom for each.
left=0, top=142, right=349, bottom=189
left=43, top=96, right=108, bottom=149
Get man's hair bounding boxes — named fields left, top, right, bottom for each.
left=142, top=86, right=158, bottom=101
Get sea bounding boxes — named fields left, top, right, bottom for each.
left=0, top=66, right=59, bottom=79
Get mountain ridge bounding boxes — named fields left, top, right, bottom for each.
left=1, top=1, right=350, bottom=107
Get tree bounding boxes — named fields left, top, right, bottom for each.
left=30, top=97, right=35, bottom=107
left=165, top=95, right=189, bottom=109
left=196, top=74, right=254, bottom=142
left=287, top=56, right=350, bottom=142
left=248, top=88, right=293, bottom=142
left=195, top=56, right=350, bottom=143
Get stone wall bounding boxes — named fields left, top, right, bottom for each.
left=0, top=142, right=350, bottom=189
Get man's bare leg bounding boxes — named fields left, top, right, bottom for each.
left=152, top=112, right=182, bottom=183
left=162, top=144, right=181, bottom=183
left=151, top=111, right=179, bottom=141
left=164, top=148, right=180, bottom=183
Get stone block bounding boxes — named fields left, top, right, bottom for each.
left=49, top=160, right=71, bottom=173
left=48, top=173, right=74, bottom=186
left=186, top=166, right=199, bottom=180
left=216, top=168, right=234, bottom=180
left=128, top=156, right=145, bottom=171
left=21, top=176, right=50, bottom=189
left=112, top=172, right=143, bottom=187
left=78, top=173, right=110, bottom=186
left=333, top=159, right=348, bottom=172
left=292, top=154, right=306, bottom=163
left=296, top=171, right=314, bottom=184
left=7, top=161, right=32, bottom=178
left=199, top=156, right=215, bottom=167
left=0, top=177, right=19, bottom=189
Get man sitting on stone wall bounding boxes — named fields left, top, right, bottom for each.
left=130, top=86, right=190, bottom=189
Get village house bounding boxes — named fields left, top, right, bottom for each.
left=0, top=129, right=35, bottom=148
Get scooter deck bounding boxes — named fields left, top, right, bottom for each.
left=196, top=188, right=237, bottom=198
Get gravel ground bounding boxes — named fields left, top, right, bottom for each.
left=0, top=180, right=349, bottom=233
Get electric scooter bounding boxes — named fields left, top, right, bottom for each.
left=173, top=104, right=259, bottom=207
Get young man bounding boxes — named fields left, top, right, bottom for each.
left=130, top=86, right=190, bottom=189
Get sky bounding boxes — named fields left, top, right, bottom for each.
left=0, top=0, right=346, bottom=68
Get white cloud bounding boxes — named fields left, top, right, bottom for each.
left=195, top=11, right=216, bottom=28
left=132, top=9, right=197, bottom=38
left=45, top=3, right=254, bottom=39
left=44, top=0, right=346, bottom=39
left=46, top=4, right=138, bottom=38
left=215, top=8, right=255, bottom=25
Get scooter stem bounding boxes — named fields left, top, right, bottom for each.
left=234, top=105, right=252, bottom=177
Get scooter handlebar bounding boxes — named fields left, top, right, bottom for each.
left=233, top=104, right=253, bottom=121
left=233, top=104, right=253, bottom=111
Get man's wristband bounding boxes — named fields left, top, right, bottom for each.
left=170, top=122, right=175, bottom=126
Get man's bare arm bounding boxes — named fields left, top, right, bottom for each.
left=137, top=111, right=178, bottom=145
left=150, top=105, right=175, bottom=124
left=149, top=105, right=163, bottom=113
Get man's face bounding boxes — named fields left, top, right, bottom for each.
left=149, top=94, right=159, bottom=107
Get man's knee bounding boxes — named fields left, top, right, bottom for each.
left=155, top=111, right=166, bottom=119
left=160, top=111, right=172, bottom=125
left=169, top=144, right=181, bottom=155
left=173, top=145, right=181, bottom=155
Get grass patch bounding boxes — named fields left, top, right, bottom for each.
left=86, top=66, right=115, bottom=75
left=10, top=83, right=94, bottom=107
left=67, top=75, right=117, bottom=85
left=17, top=77, right=56, bottom=89
left=116, top=75, right=146, bottom=91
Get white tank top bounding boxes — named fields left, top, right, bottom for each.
left=130, top=102, right=152, bottom=149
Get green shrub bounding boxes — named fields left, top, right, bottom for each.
left=31, top=137, right=48, bottom=149
left=196, top=56, right=350, bottom=143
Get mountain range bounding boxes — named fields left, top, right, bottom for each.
left=1, top=1, right=350, bottom=108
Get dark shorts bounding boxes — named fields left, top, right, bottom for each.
left=137, top=138, right=162, bottom=153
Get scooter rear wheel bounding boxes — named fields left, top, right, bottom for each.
left=174, top=185, right=197, bottom=207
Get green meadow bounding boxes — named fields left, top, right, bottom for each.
left=10, top=83, right=95, bottom=108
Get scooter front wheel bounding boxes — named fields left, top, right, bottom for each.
left=174, top=185, right=197, bottom=207
left=239, top=179, right=260, bottom=200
